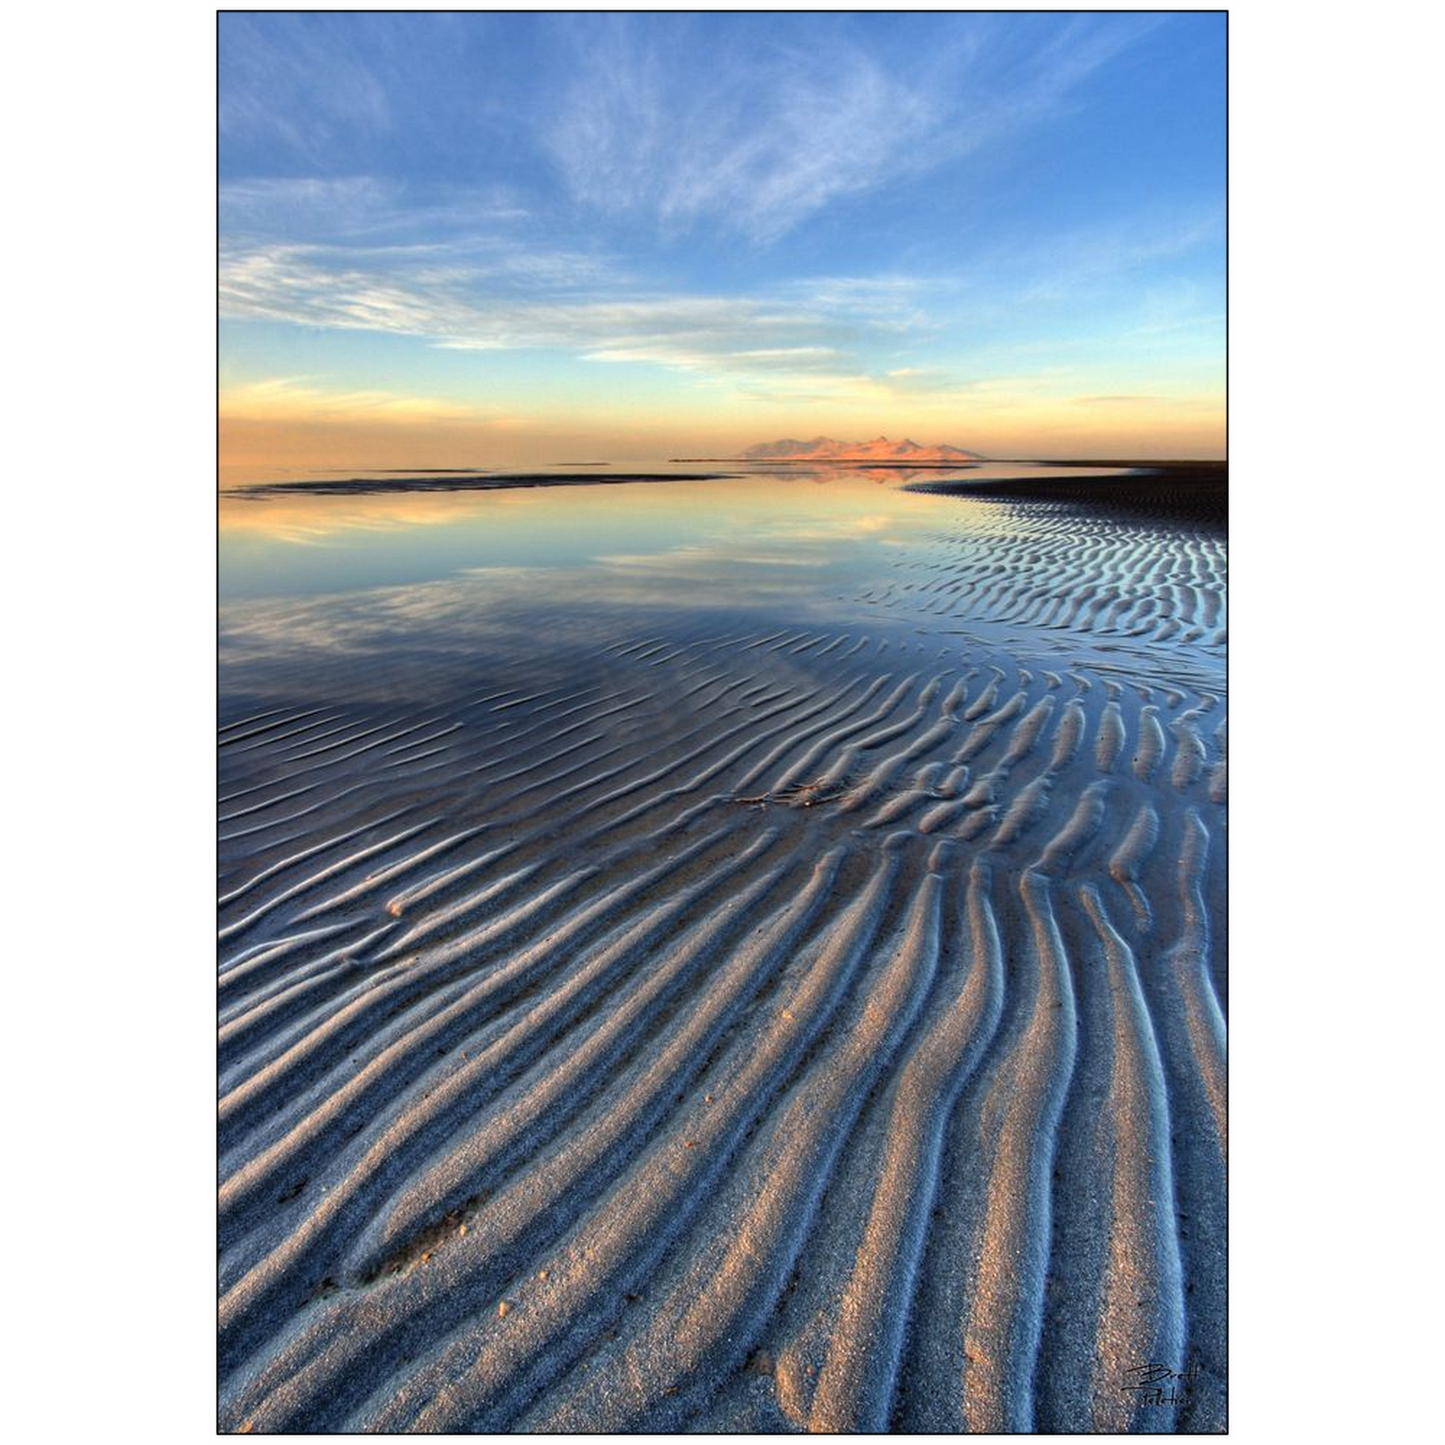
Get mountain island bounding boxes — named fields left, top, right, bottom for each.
left=739, top=436, right=982, bottom=462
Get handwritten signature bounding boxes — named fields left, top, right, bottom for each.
left=1121, top=1360, right=1201, bottom=1407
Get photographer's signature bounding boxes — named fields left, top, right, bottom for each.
left=1121, top=1359, right=1202, bottom=1408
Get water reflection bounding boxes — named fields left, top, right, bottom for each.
left=218, top=459, right=1216, bottom=702
left=220, top=466, right=964, bottom=601
left=219, top=462, right=1123, bottom=598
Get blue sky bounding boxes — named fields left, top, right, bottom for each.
left=218, top=11, right=1226, bottom=462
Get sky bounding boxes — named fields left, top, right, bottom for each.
left=218, top=11, right=1226, bottom=471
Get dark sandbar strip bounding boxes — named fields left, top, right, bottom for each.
left=903, top=462, right=1227, bottom=528
left=225, top=472, right=742, bottom=498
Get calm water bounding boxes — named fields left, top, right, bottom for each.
left=219, top=459, right=1221, bottom=710
left=220, top=461, right=1091, bottom=599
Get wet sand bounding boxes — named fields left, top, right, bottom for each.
left=905, top=462, right=1227, bottom=528
left=218, top=465, right=1226, bottom=1432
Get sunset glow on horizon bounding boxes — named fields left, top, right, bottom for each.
left=219, top=12, right=1225, bottom=475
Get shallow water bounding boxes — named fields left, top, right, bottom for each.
left=221, top=461, right=1090, bottom=596
left=220, top=461, right=1212, bottom=695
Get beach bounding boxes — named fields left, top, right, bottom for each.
left=218, top=461, right=1226, bottom=1432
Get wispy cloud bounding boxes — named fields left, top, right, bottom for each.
left=544, top=17, right=937, bottom=245
left=540, top=13, right=1159, bottom=245
left=1004, top=208, right=1225, bottom=306
left=1074, top=394, right=1168, bottom=407
left=219, top=241, right=933, bottom=387
left=218, top=215, right=1218, bottom=413
left=219, top=176, right=534, bottom=250
left=219, top=14, right=393, bottom=161
left=219, top=241, right=619, bottom=339
left=219, top=375, right=485, bottom=424
left=219, top=13, right=1187, bottom=260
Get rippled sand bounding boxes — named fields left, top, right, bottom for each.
left=218, top=468, right=1226, bottom=1432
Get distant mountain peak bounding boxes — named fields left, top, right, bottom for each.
left=740, top=436, right=982, bottom=462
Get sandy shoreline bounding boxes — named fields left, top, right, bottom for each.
left=219, top=478, right=1226, bottom=1431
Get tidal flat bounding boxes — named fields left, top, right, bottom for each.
left=218, top=459, right=1226, bottom=1432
